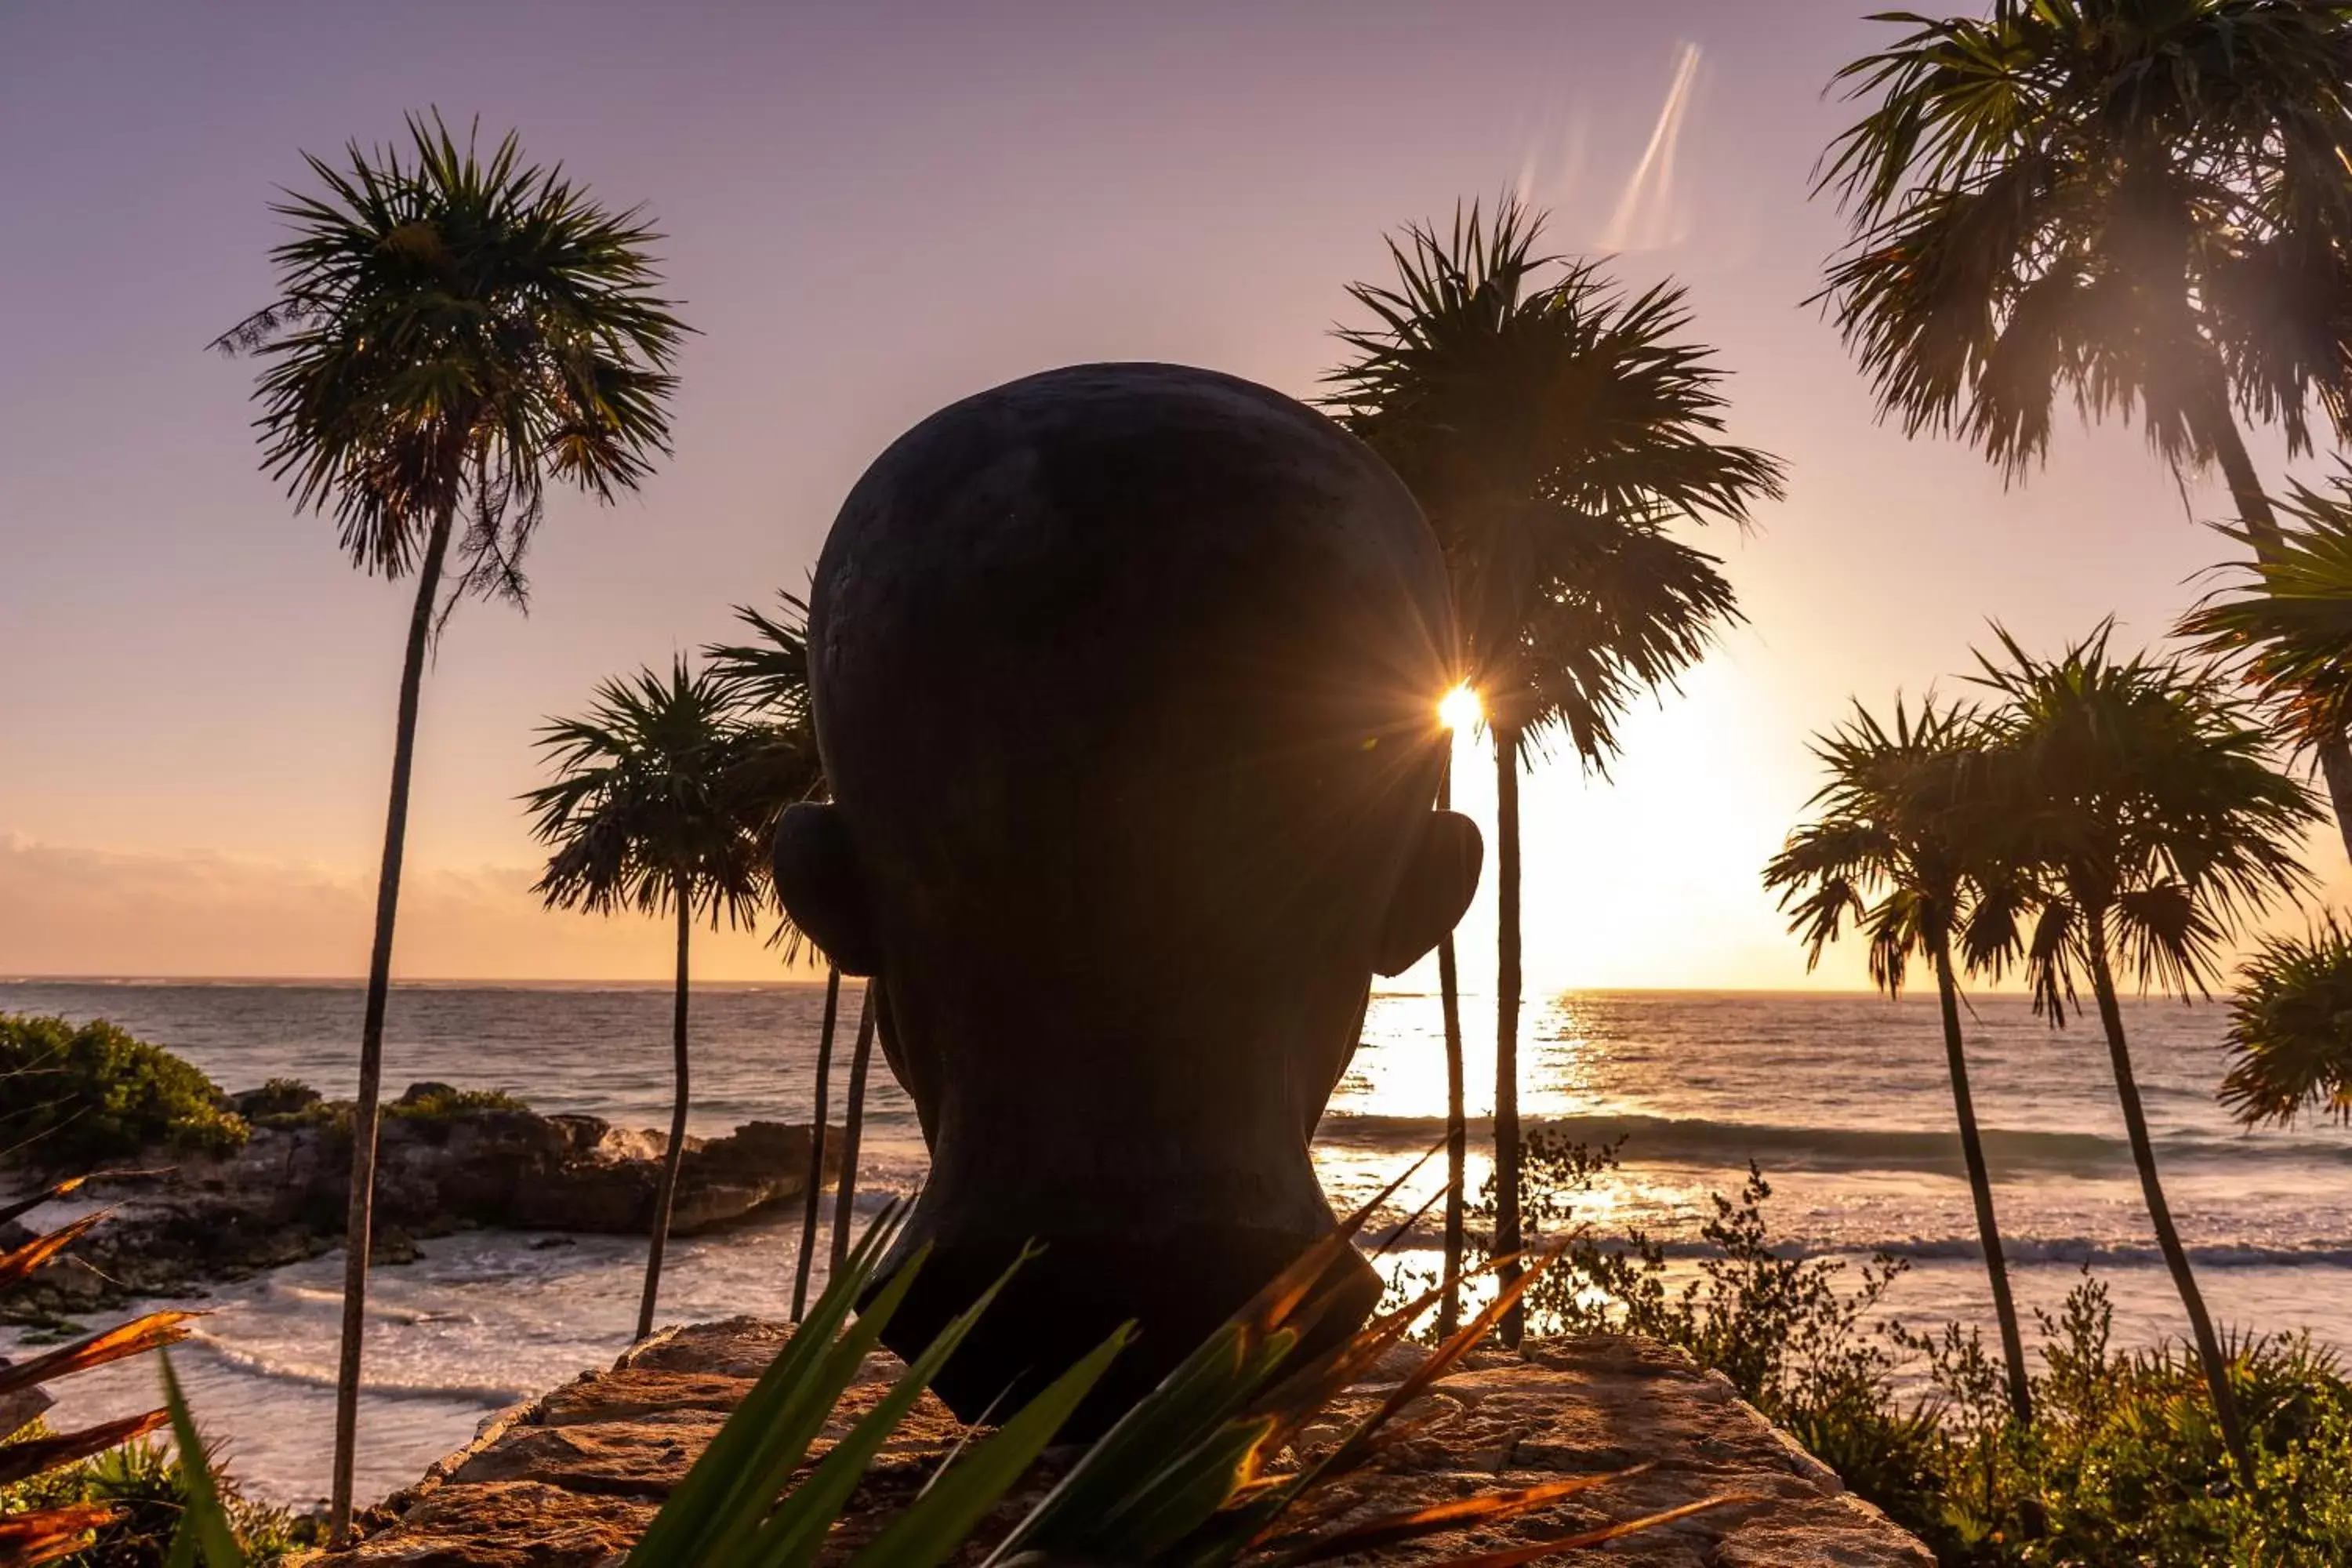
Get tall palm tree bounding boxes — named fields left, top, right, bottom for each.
left=703, top=594, right=850, bottom=1312
left=1327, top=199, right=1784, bottom=1341
left=1764, top=696, right=2034, bottom=1421
left=1816, top=0, right=2352, bottom=851
left=524, top=659, right=767, bottom=1346
left=1434, top=748, right=1468, bottom=1341
left=1972, top=625, right=2316, bottom=1481
left=212, top=111, right=684, bottom=1539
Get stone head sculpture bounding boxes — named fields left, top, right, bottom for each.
left=772, top=362, right=1481, bottom=1425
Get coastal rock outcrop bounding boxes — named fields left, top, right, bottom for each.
left=321, top=1318, right=1934, bottom=1566
left=0, top=1097, right=841, bottom=1319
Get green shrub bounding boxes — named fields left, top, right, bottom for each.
left=1388, top=1130, right=2352, bottom=1566
left=0, top=1423, right=306, bottom=1566
left=0, top=1014, right=248, bottom=1167
left=385, top=1083, right=529, bottom=1121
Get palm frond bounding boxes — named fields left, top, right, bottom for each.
left=2180, top=465, right=2352, bottom=752
left=2222, top=914, right=2352, bottom=1126
left=1325, top=196, right=1783, bottom=762
left=1816, top=0, right=2352, bottom=471
left=1763, top=692, right=2013, bottom=993
left=214, top=108, right=688, bottom=604
left=523, top=656, right=768, bottom=927
left=1967, top=622, right=2317, bottom=1008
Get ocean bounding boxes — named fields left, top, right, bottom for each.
left=5, top=979, right=2350, bottom=1511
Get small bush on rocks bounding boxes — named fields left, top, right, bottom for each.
left=0, top=1014, right=246, bottom=1167
left=385, top=1083, right=529, bottom=1121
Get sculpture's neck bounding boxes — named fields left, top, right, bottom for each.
left=887, top=993, right=1355, bottom=1246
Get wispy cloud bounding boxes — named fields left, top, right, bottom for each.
left=1600, top=41, right=1704, bottom=253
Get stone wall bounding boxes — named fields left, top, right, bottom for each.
left=322, top=1318, right=1934, bottom=1566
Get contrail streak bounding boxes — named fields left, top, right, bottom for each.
left=1602, top=42, right=1701, bottom=252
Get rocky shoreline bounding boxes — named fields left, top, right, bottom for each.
left=0, top=1083, right=840, bottom=1324
left=321, top=1319, right=1935, bottom=1565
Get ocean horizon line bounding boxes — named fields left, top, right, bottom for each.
left=2, top=974, right=2066, bottom=1001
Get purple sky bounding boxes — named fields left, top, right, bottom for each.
left=3, top=1, right=2332, bottom=986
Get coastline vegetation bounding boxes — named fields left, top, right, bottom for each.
left=0, top=1017, right=247, bottom=1170
left=1394, top=1129, right=2352, bottom=1566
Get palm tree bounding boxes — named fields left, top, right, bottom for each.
left=2181, top=466, right=2352, bottom=754
left=702, top=594, right=848, bottom=1312
left=524, top=659, right=767, bottom=1346
left=1816, top=0, right=2352, bottom=851
left=1764, top=695, right=2034, bottom=1421
left=2221, top=916, right=2352, bottom=1127
left=1434, top=747, right=1469, bottom=1341
left=1971, top=625, right=2317, bottom=1481
left=212, top=111, right=684, bottom=1539
left=1327, top=199, right=1784, bottom=1341
left=827, top=985, right=879, bottom=1276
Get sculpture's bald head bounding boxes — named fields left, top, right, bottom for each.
left=774, top=363, right=1479, bottom=1423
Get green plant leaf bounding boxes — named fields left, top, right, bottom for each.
left=624, top=1203, right=910, bottom=1566
left=746, top=1245, right=1040, bottom=1568
left=160, top=1351, right=245, bottom=1568
left=844, top=1323, right=1133, bottom=1568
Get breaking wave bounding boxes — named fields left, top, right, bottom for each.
left=1319, top=1112, right=2344, bottom=1176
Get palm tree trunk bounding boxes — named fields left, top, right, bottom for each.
left=2086, top=909, right=2252, bottom=1483
left=2201, top=398, right=2352, bottom=860
left=1930, top=940, right=2031, bottom=1424
left=790, top=966, right=840, bottom=1321
left=1436, top=757, right=1468, bottom=1341
left=828, top=982, right=877, bottom=1276
left=328, top=505, right=453, bottom=1546
left=1492, top=720, right=1524, bottom=1348
left=635, top=890, right=693, bottom=1342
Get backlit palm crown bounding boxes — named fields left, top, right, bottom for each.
left=1969, top=624, right=2316, bottom=1019
left=1324, top=198, right=1781, bottom=763
left=1817, top=0, right=2352, bottom=473
left=524, top=659, right=768, bottom=927
left=1765, top=695, right=2027, bottom=995
left=215, top=111, right=688, bottom=601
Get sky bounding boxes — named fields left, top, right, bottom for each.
left=5, top=0, right=2347, bottom=991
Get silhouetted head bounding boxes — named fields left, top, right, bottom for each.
left=773, top=362, right=1479, bottom=1425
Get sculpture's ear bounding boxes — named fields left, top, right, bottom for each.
left=1373, top=809, right=1483, bottom=977
left=771, top=802, right=884, bottom=976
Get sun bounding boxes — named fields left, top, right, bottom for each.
left=1438, top=684, right=1483, bottom=732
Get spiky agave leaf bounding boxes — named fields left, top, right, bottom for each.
left=0, top=1211, right=216, bottom=1568
left=628, top=1204, right=1127, bottom=1568
left=0, top=1314, right=198, bottom=1403
left=159, top=1352, right=244, bottom=1568
left=0, top=1178, right=86, bottom=1234
left=0, top=1213, right=108, bottom=1291
left=0, top=1413, right=171, bottom=1488
left=0, top=1503, right=118, bottom=1566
